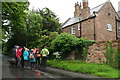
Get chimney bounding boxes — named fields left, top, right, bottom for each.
left=83, top=0, right=88, bottom=8
left=118, top=1, right=120, bottom=11
left=74, top=2, right=80, bottom=17
left=81, top=0, right=90, bottom=19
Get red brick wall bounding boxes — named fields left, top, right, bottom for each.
left=62, top=26, right=71, bottom=34
left=86, top=40, right=119, bottom=63
left=81, top=18, right=94, bottom=40
left=95, top=2, right=118, bottom=41
left=62, top=23, right=81, bottom=37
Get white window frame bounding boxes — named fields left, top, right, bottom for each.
left=78, top=23, right=80, bottom=30
left=71, top=26, right=76, bottom=34
left=107, top=24, right=112, bottom=31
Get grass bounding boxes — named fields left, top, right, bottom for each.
left=47, top=59, right=120, bottom=78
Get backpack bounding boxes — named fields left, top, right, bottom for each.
left=29, top=53, right=34, bottom=59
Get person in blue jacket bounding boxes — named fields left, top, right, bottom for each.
left=29, top=49, right=36, bottom=70
left=23, top=47, right=29, bottom=68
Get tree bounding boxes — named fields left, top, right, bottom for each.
left=2, top=2, right=29, bottom=52
left=25, top=10, right=43, bottom=47
left=25, top=8, right=61, bottom=49
left=38, top=7, right=61, bottom=35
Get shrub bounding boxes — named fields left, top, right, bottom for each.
left=50, top=33, right=97, bottom=59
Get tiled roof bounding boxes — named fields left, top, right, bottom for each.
left=62, top=16, right=81, bottom=28
left=62, top=3, right=105, bottom=28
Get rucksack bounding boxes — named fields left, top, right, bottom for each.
left=29, top=53, right=34, bottom=59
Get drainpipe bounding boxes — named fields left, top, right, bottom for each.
left=79, top=18, right=82, bottom=38
left=80, top=22, right=82, bottom=38
left=80, top=19, right=82, bottom=38
left=93, top=12, right=96, bottom=40
left=115, top=17, right=118, bottom=40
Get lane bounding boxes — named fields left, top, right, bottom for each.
left=0, top=52, right=2, bottom=80
left=2, top=54, right=49, bottom=78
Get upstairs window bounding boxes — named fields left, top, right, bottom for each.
left=78, top=23, right=80, bottom=30
left=71, top=26, right=76, bottom=34
left=107, top=24, right=112, bottom=31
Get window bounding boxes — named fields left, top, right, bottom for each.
left=71, top=26, right=76, bottom=34
left=78, top=23, right=80, bottom=30
left=107, top=24, right=112, bottom=31
left=118, top=26, right=120, bottom=32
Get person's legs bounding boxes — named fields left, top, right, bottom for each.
left=37, top=57, right=40, bottom=65
left=24, top=60, right=28, bottom=67
left=41, top=57, right=47, bottom=67
left=44, top=57, right=47, bottom=67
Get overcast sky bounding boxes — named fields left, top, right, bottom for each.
left=28, top=0, right=120, bottom=23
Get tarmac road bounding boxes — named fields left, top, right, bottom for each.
left=1, top=54, right=54, bottom=79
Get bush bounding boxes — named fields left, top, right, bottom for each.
left=50, top=33, right=97, bottom=59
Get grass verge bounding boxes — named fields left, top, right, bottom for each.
left=47, top=59, right=119, bottom=78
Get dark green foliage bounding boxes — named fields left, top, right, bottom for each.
left=105, top=41, right=120, bottom=69
left=50, top=33, right=97, bottom=59
left=38, top=7, right=61, bottom=34
left=2, top=2, right=62, bottom=54
left=2, top=2, right=29, bottom=53
left=105, top=41, right=114, bottom=65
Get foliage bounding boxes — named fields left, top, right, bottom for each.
left=82, top=43, right=88, bottom=61
left=105, top=41, right=120, bottom=69
left=25, top=10, right=43, bottom=48
left=37, top=7, right=62, bottom=34
left=114, top=44, right=120, bottom=69
left=37, top=32, right=58, bottom=49
left=105, top=41, right=114, bottom=65
left=2, top=3, right=62, bottom=54
left=2, top=2, right=29, bottom=52
left=47, top=60, right=119, bottom=78
left=50, top=33, right=96, bottom=59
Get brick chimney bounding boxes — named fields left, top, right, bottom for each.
left=81, top=0, right=90, bottom=19
left=74, top=2, right=81, bottom=17
left=118, top=1, right=120, bottom=11
left=83, top=0, right=88, bottom=8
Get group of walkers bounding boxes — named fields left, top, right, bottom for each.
left=14, top=45, right=49, bottom=70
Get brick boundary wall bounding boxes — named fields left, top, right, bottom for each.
left=86, top=40, right=119, bottom=63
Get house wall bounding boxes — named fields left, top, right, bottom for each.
left=81, top=18, right=95, bottom=40
left=62, top=26, right=71, bottom=34
left=62, top=23, right=81, bottom=37
left=95, top=2, right=118, bottom=41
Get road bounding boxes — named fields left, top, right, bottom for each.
left=1, top=53, right=61, bottom=79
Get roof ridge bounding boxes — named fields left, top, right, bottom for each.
left=90, top=2, right=105, bottom=10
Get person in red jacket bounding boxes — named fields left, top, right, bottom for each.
left=16, top=46, right=22, bottom=66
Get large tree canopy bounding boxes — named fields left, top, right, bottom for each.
left=2, top=2, right=29, bottom=51
left=2, top=2, right=62, bottom=53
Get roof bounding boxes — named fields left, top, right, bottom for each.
left=62, top=3, right=105, bottom=28
left=90, top=3, right=105, bottom=16
left=62, top=16, right=81, bottom=28
left=118, top=11, right=120, bottom=17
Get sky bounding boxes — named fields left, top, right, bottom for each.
left=28, top=0, right=120, bottom=23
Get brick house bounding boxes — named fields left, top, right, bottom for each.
left=62, top=0, right=120, bottom=41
